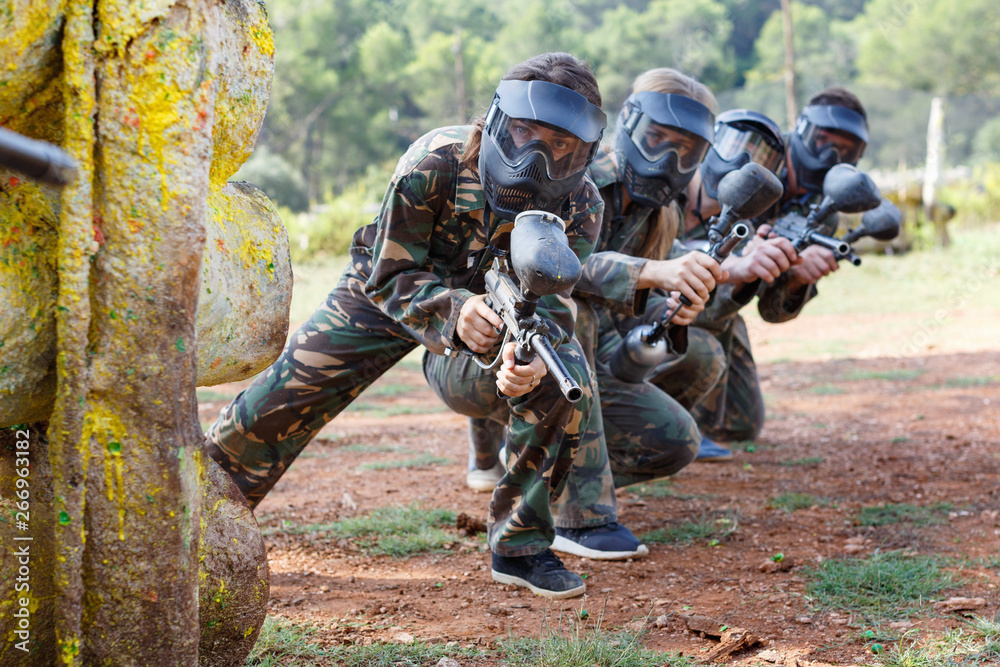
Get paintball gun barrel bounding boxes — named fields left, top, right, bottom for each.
left=445, top=210, right=584, bottom=403
left=0, top=127, right=77, bottom=186
left=608, top=163, right=783, bottom=384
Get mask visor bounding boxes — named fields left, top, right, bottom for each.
left=631, top=116, right=710, bottom=173
left=491, top=112, right=599, bottom=180
left=713, top=124, right=785, bottom=174
left=798, top=121, right=866, bottom=166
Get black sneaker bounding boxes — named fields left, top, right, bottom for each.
left=551, top=522, right=649, bottom=560
left=491, top=549, right=586, bottom=599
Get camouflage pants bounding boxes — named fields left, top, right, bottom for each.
left=687, top=315, right=765, bottom=442
left=459, top=300, right=700, bottom=524
left=207, top=264, right=597, bottom=557
left=422, top=329, right=611, bottom=536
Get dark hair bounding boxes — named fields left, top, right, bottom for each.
left=460, top=52, right=601, bottom=167
left=808, top=87, right=867, bottom=122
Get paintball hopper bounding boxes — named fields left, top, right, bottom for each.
left=809, top=164, right=881, bottom=224
left=509, top=210, right=582, bottom=298
left=708, top=162, right=783, bottom=242
left=844, top=198, right=902, bottom=244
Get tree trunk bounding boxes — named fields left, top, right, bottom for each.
left=0, top=0, right=278, bottom=663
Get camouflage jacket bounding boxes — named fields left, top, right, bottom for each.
left=573, top=150, right=678, bottom=316
left=352, top=125, right=604, bottom=356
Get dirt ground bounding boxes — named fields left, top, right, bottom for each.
left=200, top=331, right=1000, bottom=666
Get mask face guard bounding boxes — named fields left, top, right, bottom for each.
left=620, top=92, right=714, bottom=169
left=615, top=91, right=715, bottom=208
left=479, top=79, right=608, bottom=220
left=485, top=79, right=606, bottom=175
left=795, top=104, right=868, bottom=166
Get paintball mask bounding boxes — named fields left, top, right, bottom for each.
left=789, top=104, right=868, bottom=194
left=699, top=109, right=784, bottom=200
left=479, top=79, right=607, bottom=221
left=614, top=91, right=714, bottom=208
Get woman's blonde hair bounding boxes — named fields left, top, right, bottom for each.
left=628, top=68, right=718, bottom=260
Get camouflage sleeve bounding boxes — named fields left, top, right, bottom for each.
left=364, top=144, right=472, bottom=355
left=574, top=250, right=650, bottom=316
left=757, top=276, right=817, bottom=323
left=753, top=209, right=834, bottom=323
left=534, top=177, right=604, bottom=346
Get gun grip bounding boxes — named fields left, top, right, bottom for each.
left=514, top=345, right=535, bottom=366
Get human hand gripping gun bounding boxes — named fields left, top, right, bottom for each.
left=769, top=163, right=900, bottom=266
left=609, top=162, right=784, bottom=383
left=0, top=126, right=77, bottom=186
left=445, top=210, right=584, bottom=403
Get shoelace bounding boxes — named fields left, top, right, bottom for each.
left=532, top=549, right=567, bottom=572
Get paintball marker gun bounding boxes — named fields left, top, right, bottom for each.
left=445, top=210, right=584, bottom=403
left=609, top=163, right=784, bottom=383
left=0, top=127, right=77, bottom=186
left=769, top=164, right=888, bottom=266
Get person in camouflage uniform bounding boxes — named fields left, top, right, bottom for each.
left=207, top=52, right=614, bottom=599
left=462, top=69, right=772, bottom=560
left=675, top=88, right=871, bottom=455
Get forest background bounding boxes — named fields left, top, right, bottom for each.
left=235, top=0, right=1000, bottom=258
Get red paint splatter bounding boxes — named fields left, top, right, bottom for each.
left=9, top=176, right=19, bottom=188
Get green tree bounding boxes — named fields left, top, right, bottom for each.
left=586, top=0, right=736, bottom=108
left=745, top=1, right=857, bottom=105
left=855, top=0, right=1000, bottom=96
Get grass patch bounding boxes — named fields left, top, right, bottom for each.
left=844, top=369, right=927, bottom=381
left=641, top=512, right=738, bottom=546
left=296, top=448, right=332, bottom=459
left=874, top=617, right=1000, bottom=666
left=498, top=614, right=695, bottom=667
left=245, top=616, right=331, bottom=666
left=779, top=457, right=825, bottom=467
left=196, top=388, right=236, bottom=403
left=628, top=479, right=702, bottom=500
left=342, top=443, right=412, bottom=454
left=325, top=641, right=486, bottom=666
left=856, top=502, right=952, bottom=527
left=769, top=493, right=829, bottom=512
left=728, top=440, right=769, bottom=453
left=327, top=504, right=456, bottom=558
left=805, top=550, right=957, bottom=622
left=357, top=453, right=451, bottom=470
left=809, top=384, right=847, bottom=395
left=364, top=382, right=427, bottom=398
left=344, top=402, right=448, bottom=418
left=941, top=375, right=1000, bottom=388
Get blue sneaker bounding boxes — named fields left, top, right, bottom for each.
left=695, top=436, right=733, bottom=462
left=491, top=549, right=586, bottom=599
left=551, top=522, right=649, bottom=560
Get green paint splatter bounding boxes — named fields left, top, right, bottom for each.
left=175, top=337, right=186, bottom=352
left=108, top=441, right=122, bottom=454
left=59, top=511, right=71, bottom=526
